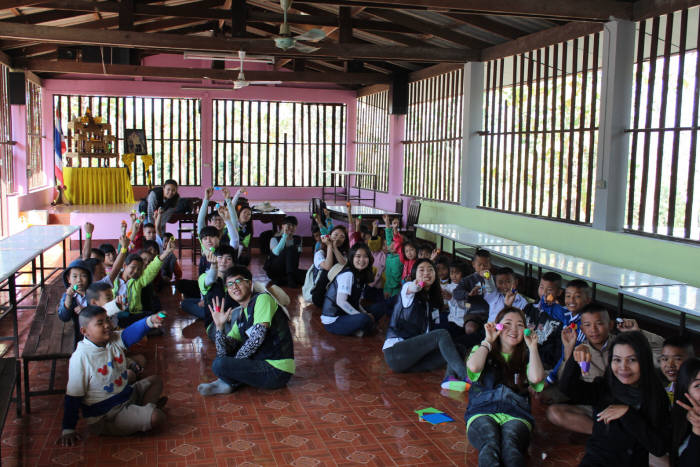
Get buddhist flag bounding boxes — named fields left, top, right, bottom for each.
left=53, top=109, right=65, bottom=185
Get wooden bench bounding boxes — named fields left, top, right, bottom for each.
left=22, top=279, right=75, bottom=413
left=0, top=357, right=18, bottom=460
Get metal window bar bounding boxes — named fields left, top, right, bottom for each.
left=480, top=31, right=602, bottom=223
left=0, top=65, right=13, bottom=194
left=354, top=90, right=390, bottom=192
left=53, top=95, right=201, bottom=186
left=402, top=68, right=464, bottom=202
left=26, top=80, right=44, bottom=190
left=625, top=7, right=700, bottom=242
left=212, top=100, right=347, bottom=187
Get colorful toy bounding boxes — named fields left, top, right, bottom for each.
left=496, top=323, right=504, bottom=331
left=358, top=215, right=362, bottom=220
left=72, top=284, right=79, bottom=291
left=140, top=212, right=146, bottom=217
left=417, top=281, right=425, bottom=288
left=157, top=312, right=166, bottom=319
left=483, top=271, right=491, bottom=279
left=210, top=246, right=215, bottom=252
left=569, top=323, right=577, bottom=330
left=524, top=328, right=531, bottom=337
left=312, top=213, right=317, bottom=218
left=579, top=361, right=590, bottom=372
left=545, top=293, right=554, bottom=304
left=214, top=305, right=221, bottom=313
left=214, top=187, right=221, bottom=190
left=215, top=203, right=220, bottom=211
left=511, top=288, right=517, bottom=294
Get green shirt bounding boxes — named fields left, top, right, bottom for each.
left=466, top=345, right=544, bottom=431
left=227, top=294, right=295, bottom=374
left=383, top=253, right=403, bottom=297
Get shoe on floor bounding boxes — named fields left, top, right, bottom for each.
left=441, top=376, right=470, bottom=392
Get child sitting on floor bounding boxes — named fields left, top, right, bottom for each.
left=56, top=305, right=166, bottom=446
left=465, top=307, right=545, bottom=466
left=86, top=282, right=146, bottom=384
left=199, top=187, right=231, bottom=245
left=483, top=267, right=529, bottom=322
left=112, top=241, right=175, bottom=328
left=158, top=232, right=182, bottom=286
left=225, top=188, right=253, bottom=266
left=524, top=272, right=564, bottom=368
left=364, top=220, right=387, bottom=303
left=265, top=216, right=304, bottom=288
left=453, top=249, right=492, bottom=334
left=58, top=259, right=93, bottom=343
left=440, top=259, right=482, bottom=349
left=660, top=335, right=695, bottom=403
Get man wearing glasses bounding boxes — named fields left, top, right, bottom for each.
left=198, top=266, right=295, bottom=395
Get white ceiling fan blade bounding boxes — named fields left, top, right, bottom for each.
left=275, top=36, right=296, bottom=50
left=234, top=80, right=249, bottom=90
left=294, top=28, right=325, bottom=42
left=293, top=42, right=320, bottom=54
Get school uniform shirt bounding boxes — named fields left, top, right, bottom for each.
left=442, top=282, right=469, bottom=327
left=320, top=271, right=354, bottom=325
left=313, top=250, right=326, bottom=270
left=483, top=290, right=529, bottom=322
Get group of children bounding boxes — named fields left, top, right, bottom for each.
left=54, top=182, right=700, bottom=467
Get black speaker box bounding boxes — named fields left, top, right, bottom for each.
left=81, top=46, right=131, bottom=64
left=388, top=71, right=409, bottom=115
left=8, top=72, right=25, bottom=105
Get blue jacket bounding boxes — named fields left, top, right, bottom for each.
left=539, top=298, right=585, bottom=384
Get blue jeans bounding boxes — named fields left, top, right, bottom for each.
left=212, top=357, right=291, bottom=389
left=181, top=298, right=211, bottom=326
left=467, top=415, right=530, bottom=467
left=383, top=329, right=467, bottom=380
left=368, top=295, right=397, bottom=320
left=324, top=313, right=375, bottom=336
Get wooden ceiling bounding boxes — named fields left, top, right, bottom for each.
left=0, top=0, right=693, bottom=89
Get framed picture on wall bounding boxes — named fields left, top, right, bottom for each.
left=125, top=129, right=148, bottom=155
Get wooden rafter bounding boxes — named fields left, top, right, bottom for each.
left=0, top=21, right=477, bottom=61
left=14, top=58, right=390, bottom=84
left=443, top=13, right=528, bottom=41
left=293, top=0, right=634, bottom=21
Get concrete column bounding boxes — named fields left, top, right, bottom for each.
left=593, top=19, right=636, bottom=231
left=460, top=61, right=484, bottom=208
left=199, top=94, right=213, bottom=189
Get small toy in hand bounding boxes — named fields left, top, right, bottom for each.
left=496, top=323, right=504, bottom=331
left=242, top=190, right=248, bottom=196
left=358, top=215, right=362, bottom=220
left=72, top=284, right=79, bottom=291
left=511, top=288, right=517, bottom=294
left=346, top=201, right=351, bottom=207
left=214, top=187, right=221, bottom=190
left=417, top=281, right=425, bottom=288
left=209, top=246, right=215, bottom=252
left=579, top=361, right=590, bottom=372
left=569, top=323, right=577, bottom=330
left=546, top=293, right=555, bottom=304
left=214, top=305, right=221, bottom=313
left=616, top=317, right=624, bottom=324
left=483, top=271, right=491, bottom=279
left=140, top=212, right=146, bottom=217
left=312, top=213, right=317, bottom=218
left=523, top=328, right=532, bottom=337
left=215, top=203, right=220, bottom=210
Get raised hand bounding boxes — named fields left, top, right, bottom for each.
left=617, top=318, right=640, bottom=332
left=468, top=285, right=481, bottom=297
left=573, top=344, right=592, bottom=374
left=504, top=288, right=516, bottom=307
left=382, top=214, right=389, bottom=226
left=208, top=296, right=232, bottom=331
left=484, top=321, right=501, bottom=344
left=205, top=186, right=214, bottom=199
left=430, top=249, right=439, bottom=261
left=222, top=187, right=230, bottom=200
left=561, top=326, right=577, bottom=356
left=677, top=393, right=700, bottom=436
left=523, top=327, right=538, bottom=349
left=84, top=222, right=94, bottom=234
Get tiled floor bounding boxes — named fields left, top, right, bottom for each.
left=1, top=249, right=587, bottom=466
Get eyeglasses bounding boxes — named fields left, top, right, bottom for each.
left=226, top=278, right=250, bottom=288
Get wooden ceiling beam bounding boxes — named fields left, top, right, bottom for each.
left=15, top=58, right=390, bottom=83
left=364, top=8, right=490, bottom=49
left=32, top=0, right=227, bottom=20
left=0, top=0, right=43, bottom=8
left=633, top=0, right=700, bottom=21
left=294, top=0, right=633, bottom=21
left=480, top=21, right=604, bottom=62
left=443, top=13, right=528, bottom=41
left=0, top=21, right=476, bottom=61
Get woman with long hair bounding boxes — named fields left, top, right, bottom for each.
left=321, top=243, right=379, bottom=336
left=465, top=307, right=544, bottom=467
left=561, top=330, right=670, bottom=466
left=383, top=258, right=468, bottom=388
left=310, top=225, right=349, bottom=307
left=671, top=357, right=700, bottom=466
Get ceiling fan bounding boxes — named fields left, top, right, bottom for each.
left=273, top=0, right=326, bottom=53
left=181, top=50, right=282, bottom=91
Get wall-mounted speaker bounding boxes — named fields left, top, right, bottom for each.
left=388, top=71, right=408, bottom=115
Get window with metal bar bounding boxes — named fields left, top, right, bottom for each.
left=0, top=65, right=12, bottom=194
left=480, top=32, right=602, bottom=223
left=354, top=91, right=390, bottom=192
left=26, top=80, right=45, bottom=190
left=53, top=95, right=201, bottom=186
left=403, top=68, right=464, bottom=203
left=212, top=100, right=346, bottom=187
left=626, top=7, right=700, bottom=242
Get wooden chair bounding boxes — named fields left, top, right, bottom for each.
left=172, top=198, right=202, bottom=262
left=400, top=199, right=421, bottom=238
left=394, top=198, right=404, bottom=225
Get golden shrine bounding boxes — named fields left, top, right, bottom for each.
left=64, top=109, right=118, bottom=167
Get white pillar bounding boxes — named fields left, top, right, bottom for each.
left=593, top=19, right=636, bottom=231
left=460, top=61, right=484, bottom=208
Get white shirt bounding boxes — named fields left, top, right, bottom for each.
left=66, top=332, right=130, bottom=409
left=320, top=271, right=353, bottom=325
left=484, top=290, right=529, bottom=322
left=443, top=282, right=470, bottom=327
left=313, top=250, right=326, bottom=269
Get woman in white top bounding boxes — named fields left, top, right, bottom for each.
left=310, top=225, right=348, bottom=307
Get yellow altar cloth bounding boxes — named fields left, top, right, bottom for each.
left=64, top=167, right=135, bottom=204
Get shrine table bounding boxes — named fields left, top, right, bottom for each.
left=64, top=167, right=134, bottom=204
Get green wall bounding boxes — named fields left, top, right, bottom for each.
left=418, top=201, right=700, bottom=288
